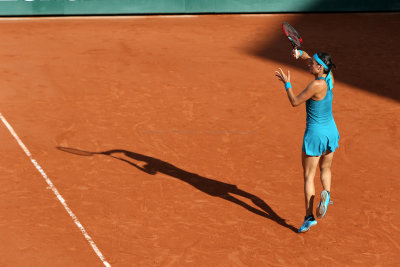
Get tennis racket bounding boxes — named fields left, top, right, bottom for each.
left=282, top=22, right=303, bottom=52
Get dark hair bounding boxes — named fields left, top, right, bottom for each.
left=317, top=52, right=336, bottom=74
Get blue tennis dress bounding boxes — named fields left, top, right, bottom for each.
left=302, top=76, right=340, bottom=156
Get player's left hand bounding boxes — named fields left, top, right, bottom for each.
left=275, top=68, right=290, bottom=84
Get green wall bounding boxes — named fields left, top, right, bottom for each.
left=0, top=0, right=399, bottom=16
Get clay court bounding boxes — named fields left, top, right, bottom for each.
left=0, top=13, right=399, bottom=266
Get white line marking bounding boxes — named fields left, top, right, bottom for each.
left=0, top=113, right=111, bottom=267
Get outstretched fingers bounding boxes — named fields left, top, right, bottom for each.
left=275, top=70, right=283, bottom=82
left=275, top=68, right=288, bottom=82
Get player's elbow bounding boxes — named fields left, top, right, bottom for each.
left=291, top=99, right=300, bottom=107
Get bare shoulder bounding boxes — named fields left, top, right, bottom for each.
left=309, top=79, right=326, bottom=91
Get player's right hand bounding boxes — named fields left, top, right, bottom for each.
left=292, top=49, right=300, bottom=59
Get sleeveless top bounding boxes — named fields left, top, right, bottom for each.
left=302, top=75, right=340, bottom=156
left=305, top=76, right=334, bottom=126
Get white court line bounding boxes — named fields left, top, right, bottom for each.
left=0, top=113, right=111, bottom=267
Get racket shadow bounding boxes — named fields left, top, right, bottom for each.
left=57, top=147, right=298, bottom=233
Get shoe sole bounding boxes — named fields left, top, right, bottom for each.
left=298, top=221, right=317, bottom=233
left=316, top=191, right=328, bottom=219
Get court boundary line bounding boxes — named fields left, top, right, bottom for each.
left=0, top=112, right=111, bottom=267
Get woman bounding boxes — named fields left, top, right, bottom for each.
left=275, top=49, right=339, bottom=233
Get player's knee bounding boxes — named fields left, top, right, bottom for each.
left=303, top=173, right=315, bottom=182
left=319, top=165, right=331, bottom=172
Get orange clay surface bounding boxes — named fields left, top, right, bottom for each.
left=0, top=13, right=399, bottom=266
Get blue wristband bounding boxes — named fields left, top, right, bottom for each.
left=285, top=82, right=292, bottom=91
left=298, top=50, right=303, bottom=57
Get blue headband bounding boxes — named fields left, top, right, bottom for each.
left=313, top=54, right=329, bottom=70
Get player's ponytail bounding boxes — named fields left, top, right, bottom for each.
left=317, top=52, right=336, bottom=74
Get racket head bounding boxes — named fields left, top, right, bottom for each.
left=282, top=22, right=303, bottom=48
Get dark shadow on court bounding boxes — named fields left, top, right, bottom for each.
left=248, top=12, right=400, bottom=102
left=57, top=146, right=298, bottom=233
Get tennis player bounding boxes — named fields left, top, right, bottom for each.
left=275, top=49, right=340, bottom=233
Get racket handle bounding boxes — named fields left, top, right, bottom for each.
left=294, top=48, right=299, bottom=59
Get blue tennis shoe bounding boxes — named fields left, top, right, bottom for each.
left=298, top=215, right=317, bottom=233
left=316, top=190, right=332, bottom=219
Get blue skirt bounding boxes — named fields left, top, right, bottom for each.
left=302, top=120, right=340, bottom=156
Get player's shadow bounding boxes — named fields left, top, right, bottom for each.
left=57, top=147, right=297, bottom=233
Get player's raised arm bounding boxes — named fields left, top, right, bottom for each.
left=292, top=49, right=311, bottom=61
left=275, top=67, right=322, bottom=107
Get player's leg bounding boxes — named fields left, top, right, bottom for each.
left=298, top=152, right=320, bottom=232
left=302, top=151, right=320, bottom=216
left=316, top=151, right=335, bottom=218
left=319, top=151, right=334, bottom=191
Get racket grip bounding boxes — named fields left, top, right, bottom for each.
left=295, top=49, right=303, bottom=59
